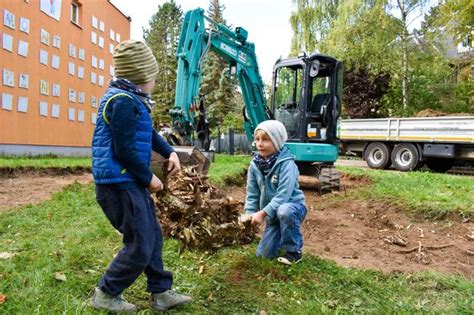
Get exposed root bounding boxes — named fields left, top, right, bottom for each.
left=383, top=235, right=407, bottom=247
left=461, top=248, right=474, bottom=256
left=397, top=243, right=454, bottom=254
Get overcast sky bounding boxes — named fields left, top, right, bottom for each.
left=110, top=0, right=295, bottom=83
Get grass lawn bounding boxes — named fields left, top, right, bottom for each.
left=0, top=155, right=91, bottom=169
left=339, top=166, right=474, bottom=219
left=208, top=154, right=250, bottom=186
left=1, top=156, right=473, bottom=313
left=0, top=154, right=249, bottom=176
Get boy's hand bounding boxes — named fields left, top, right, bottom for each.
left=148, top=174, right=164, bottom=193
left=251, top=210, right=267, bottom=226
left=167, top=152, right=181, bottom=177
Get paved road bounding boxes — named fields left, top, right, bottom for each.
left=335, top=159, right=367, bottom=168
left=335, top=158, right=473, bottom=176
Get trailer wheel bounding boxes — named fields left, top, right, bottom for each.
left=364, top=142, right=391, bottom=169
left=391, top=143, right=421, bottom=171
left=426, top=158, right=454, bottom=173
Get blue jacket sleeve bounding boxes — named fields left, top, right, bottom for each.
left=108, top=96, right=153, bottom=187
left=244, top=164, right=260, bottom=214
left=152, top=130, right=175, bottom=158
left=262, top=162, right=298, bottom=221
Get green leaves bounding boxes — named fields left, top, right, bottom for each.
left=144, top=1, right=183, bottom=125
left=200, top=1, right=241, bottom=128
left=290, top=0, right=469, bottom=116
left=424, top=0, right=473, bottom=43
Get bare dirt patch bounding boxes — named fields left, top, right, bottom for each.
left=224, top=175, right=474, bottom=278
left=0, top=171, right=92, bottom=211
left=2, top=170, right=472, bottom=278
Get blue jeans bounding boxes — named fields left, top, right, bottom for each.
left=256, top=202, right=307, bottom=258
left=95, top=185, right=173, bottom=296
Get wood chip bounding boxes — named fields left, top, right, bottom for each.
left=54, top=272, right=67, bottom=282
left=0, top=252, right=13, bottom=260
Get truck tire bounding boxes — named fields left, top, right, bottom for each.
left=364, top=142, right=391, bottom=169
left=426, top=158, right=454, bottom=173
left=391, top=143, right=421, bottom=171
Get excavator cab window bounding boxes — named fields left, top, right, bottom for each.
left=273, top=65, right=303, bottom=140
left=310, top=75, right=330, bottom=116
left=304, top=59, right=338, bottom=142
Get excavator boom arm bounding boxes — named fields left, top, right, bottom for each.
left=171, top=8, right=270, bottom=142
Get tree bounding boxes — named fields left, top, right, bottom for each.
left=419, top=1, right=473, bottom=114
left=289, top=0, right=454, bottom=117
left=200, top=0, right=240, bottom=127
left=290, top=0, right=341, bottom=55
left=300, top=1, right=399, bottom=116
left=143, top=1, right=183, bottom=125
left=343, top=67, right=391, bottom=118
left=387, top=0, right=430, bottom=110
left=426, top=0, right=474, bottom=43
left=323, top=0, right=399, bottom=74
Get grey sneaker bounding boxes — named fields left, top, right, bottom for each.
left=90, top=287, right=138, bottom=313
left=150, top=290, right=192, bottom=311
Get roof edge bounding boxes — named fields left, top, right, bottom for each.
left=107, top=0, right=132, bottom=22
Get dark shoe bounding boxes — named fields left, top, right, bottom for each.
left=150, top=290, right=192, bottom=311
left=90, top=287, right=137, bottom=313
left=277, top=251, right=302, bottom=265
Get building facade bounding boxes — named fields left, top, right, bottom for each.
left=0, top=0, right=130, bottom=155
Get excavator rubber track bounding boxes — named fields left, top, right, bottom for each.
left=318, top=165, right=341, bottom=193
left=297, top=162, right=341, bottom=193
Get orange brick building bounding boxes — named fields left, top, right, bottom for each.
left=0, top=0, right=130, bottom=155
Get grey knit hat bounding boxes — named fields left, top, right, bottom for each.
left=254, top=120, right=288, bottom=151
left=113, top=40, right=158, bottom=84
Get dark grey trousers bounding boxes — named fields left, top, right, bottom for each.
left=95, top=185, right=173, bottom=296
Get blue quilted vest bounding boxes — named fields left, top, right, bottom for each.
left=91, top=88, right=153, bottom=184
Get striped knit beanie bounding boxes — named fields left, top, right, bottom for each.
left=113, top=40, right=158, bottom=84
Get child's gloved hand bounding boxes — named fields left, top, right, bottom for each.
left=148, top=174, right=164, bottom=193
left=167, top=152, right=181, bottom=177
left=251, top=210, right=267, bottom=226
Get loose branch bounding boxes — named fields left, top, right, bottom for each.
left=397, top=243, right=454, bottom=254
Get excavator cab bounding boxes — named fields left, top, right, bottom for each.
left=272, top=53, right=342, bottom=148
left=272, top=53, right=343, bottom=190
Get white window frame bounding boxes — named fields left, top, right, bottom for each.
left=71, top=2, right=80, bottom=25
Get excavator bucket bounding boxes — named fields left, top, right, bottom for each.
left=151, top=146, right=212, bottom=182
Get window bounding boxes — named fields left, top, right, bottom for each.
left=71, top=1, right=81, bottom=25
left=273, top=66, right=303, bottom=139
left=461, top=35, right=472, bottom=48
left=273, top=66, right=303, bottom=109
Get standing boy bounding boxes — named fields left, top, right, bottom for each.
left=90, top=40, right=191, bottom=312
left=244, top=120, right=307, bottom=265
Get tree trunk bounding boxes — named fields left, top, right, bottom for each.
left=399, top=1, right=409, bottom=111
left=402, top=24, right=409, bottom=110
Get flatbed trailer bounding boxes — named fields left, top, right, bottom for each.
left=339, top=116, right=474, bottom=172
